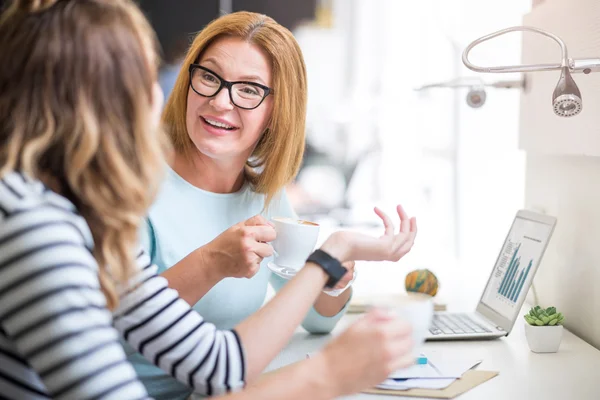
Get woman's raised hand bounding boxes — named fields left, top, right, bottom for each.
left=320, top=204, right=417, bottom=263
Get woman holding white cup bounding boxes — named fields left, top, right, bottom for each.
left=128, top=10, right=419, bottom=399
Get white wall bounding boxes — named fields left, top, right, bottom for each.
left=449, top=0, right=530, bottom=284
left=525, top=155, right=600, bottom=347
left=521, top=0, right=600, bottom=348
left=295, top=0, right=531, bottom=297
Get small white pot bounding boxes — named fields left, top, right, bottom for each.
left=524, top=322, right=563, bottom=353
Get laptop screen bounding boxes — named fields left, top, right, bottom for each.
left=480, top=215, right=554, bottom=322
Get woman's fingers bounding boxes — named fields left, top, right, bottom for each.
left=375, top=204, right=411, bottom=237
left=396, top=237, right=414, bottom=258
left=394, top=217, right=417, bottom=256
left=245, top=261, right=262, bottom=278
left=244, top=225, right=277, bottom=242
left=323, top=205, right=416, bottom=263
left=332, top=261, right=355, bottom=288
left=245, top=214, right=273, bottom=227
left=382, top=209, right=415, bottom=260
left=334, top=270, right=354, bottom=288
left=374, top=207, right=395, bottom=236
left=397, top=204, right=410, bottom=234
left=254, top=242, right=275, bottom=258
left=407, top=217, right=417, bottom=244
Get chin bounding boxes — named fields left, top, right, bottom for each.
left=191, top=131, right=254, bottom=162
left=195, top=142, right=236, bottom=160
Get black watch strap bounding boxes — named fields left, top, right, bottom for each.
left=306, top=249, right=347, bottom=288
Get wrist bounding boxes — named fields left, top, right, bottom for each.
left=303, top=261, right=330, bottom=287
left=195, top=246, right=224, bottom=283
left=319, top=231, right=351, bottom=262
left=308, top=352, right=342, bottom=399
left=306, top=249, right=348, bottom=289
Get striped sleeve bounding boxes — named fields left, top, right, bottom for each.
left=0, top=208, right=149, bottom=399
left=113, top=250, right=246, bottom=397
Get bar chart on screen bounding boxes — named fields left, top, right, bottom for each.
left=481, top=216, right=553, bottom=319
left=490, top=237, right=538, bottom=312
left=496, top=242, right=534, bottom=303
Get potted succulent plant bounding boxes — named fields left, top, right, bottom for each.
left=523, top=306, right=565, bottom=353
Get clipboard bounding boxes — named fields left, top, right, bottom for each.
left=362, top=370, right=498, bottom=398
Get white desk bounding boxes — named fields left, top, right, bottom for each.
left=266, top=304, right=600, bottom=399
left=262, top=227, right=600, bottom=400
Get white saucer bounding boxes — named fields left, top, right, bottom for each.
left=266, top=261, right=358, bottom=297
left=267, top=261, right=300, bottom=280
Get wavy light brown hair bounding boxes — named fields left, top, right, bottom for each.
left=163, top=11, right=308, bottom=207
left=0, top=0, right=166, bottom=310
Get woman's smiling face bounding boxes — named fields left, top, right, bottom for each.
left=185, top=36, right=274, bottom=162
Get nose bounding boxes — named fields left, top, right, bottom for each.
left=209, top=86, right=234, bottom=111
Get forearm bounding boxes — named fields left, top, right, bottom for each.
left=313, top=287, right=352, bottom=317
left=160, top=247, right=221, bottom=305
left=216, top=354, right=336, bottom=400
left=269, top=274, right=350, bottom=333
left=235, top=262, right=329, bottom=381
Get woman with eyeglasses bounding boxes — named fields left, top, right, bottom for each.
left=130, top=11, right=419, bottom=400
left=0, top=1, right=417, bottom=399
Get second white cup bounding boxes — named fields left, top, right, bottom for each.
left=369, top=292, right=434, bottom=359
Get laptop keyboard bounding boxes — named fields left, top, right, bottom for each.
left=429, top=314, right=492, bottom=335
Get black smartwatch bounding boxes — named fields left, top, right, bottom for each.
left=306, top=249, right=347, bottom=288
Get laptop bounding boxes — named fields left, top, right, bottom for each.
left=426, top=209, right=557, bottom=340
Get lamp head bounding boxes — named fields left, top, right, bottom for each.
left=466, top=87, right=486, bottom=108
left=552, top=67, right=582, bottom=117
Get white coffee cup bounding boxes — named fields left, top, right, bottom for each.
left=271, top=217, right=320, bottom=270
left=368, top=292, right=434, bottom=358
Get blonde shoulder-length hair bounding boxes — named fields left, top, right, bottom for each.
left=163, top=11, right=308, bottom=208
left=0, top=0, right=166, bottom=310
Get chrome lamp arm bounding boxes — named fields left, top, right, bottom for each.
left=461, top=25, right=600, bottom=117
left=463, top=26, right=600, bottom=74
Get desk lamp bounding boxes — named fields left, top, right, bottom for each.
left=463, top=26, right=600, bottom=117
left=414, top=77, right=524, bottom=109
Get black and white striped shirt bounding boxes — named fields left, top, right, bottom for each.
left=0, top=172, right=246, bottom=399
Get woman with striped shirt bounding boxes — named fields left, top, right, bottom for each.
left=0, top=1, right=416, bottom=399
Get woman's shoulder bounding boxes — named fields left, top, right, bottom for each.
left=262, top=187, right=296, bottom=219
left=0, top=171, right=94, bottom=249
left=0, top=173, right=101, bottom=318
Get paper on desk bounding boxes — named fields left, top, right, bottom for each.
left=364, top=370, right=499, bottom=398
left=307, top=352, right=482, bottom=391
left=377, top=377, right=456, bottom=391
left=377, top=357, right=482, bottom=391
left=388, top=357, right=482, bottom=379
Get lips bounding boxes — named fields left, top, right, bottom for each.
left=201, top=116, right=239, bottom=130
left=199, top=115, right=240, bottom=137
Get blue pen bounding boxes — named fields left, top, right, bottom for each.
left=416, top=354, right=428, bottom=365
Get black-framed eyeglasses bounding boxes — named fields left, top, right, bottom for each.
left=188, top=64, right=273, bottom=110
